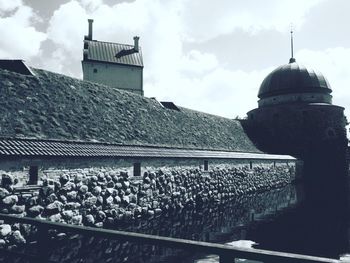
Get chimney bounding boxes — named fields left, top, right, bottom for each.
left=88, top=19, right=94, bottom=40
left=133, top=36, right=139, bottom=52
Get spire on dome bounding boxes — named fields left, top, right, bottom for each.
left=289, top=25, right=296, bottom=63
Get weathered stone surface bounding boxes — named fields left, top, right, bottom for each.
left=0, top=239, right=5, bottom=248
left=66, top=191, right=77, bottom=201
left=92, top=186, right=102, bottom=196
left=83, top=196, right=97, bottom=208
left=0, top=188, right=9, bottom=199
left=72, top=215, right=83, bottom=225
left=62, top=210, right=74, bottom=220
left=65, top=202, right=81, bottom=210
left=0, top=224, right=11, bottom=237
left=49, top=213, right=62, bottom=222
left=2, top=195, right=18, bottom=206
left=28, top=205, right=44, bottom=217
left=85, top=214, right=95, bottom=225
left=10, top=230, right=26, bottom=245
left=62, top=182, right=76, bottom=192
left=40, top=186, right=54, bottom=197
left=27, top=196, right=39, bottom=206
left=78, top=185, right=89, bottom=194
left=45, top=201, right=64, bottom=215
left=9, top=205, right=25, bottom=214
left=106, top=196, right=114, bottom=205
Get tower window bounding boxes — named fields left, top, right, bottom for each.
left=204, top=160, right=209, bottom=171
left=28, top=166, right=39, bottom=185
left=133, top=162, right=141, bottom=177
left=93, top=68, right=98, bottom=73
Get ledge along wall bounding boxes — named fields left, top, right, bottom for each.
left=0, top=155, right=296, bottom=187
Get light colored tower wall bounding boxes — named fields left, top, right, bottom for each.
left=82, top=61, right=143, bottom=95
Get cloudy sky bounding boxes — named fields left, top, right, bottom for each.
left=1, top=0, right=350, bottom=120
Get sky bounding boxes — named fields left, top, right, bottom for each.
left=1, top=0, right=350, bottom=120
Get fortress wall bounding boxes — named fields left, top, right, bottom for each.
left=244, top=104, right=347, bottom=157
left=0, top=157, right=295, bottom=187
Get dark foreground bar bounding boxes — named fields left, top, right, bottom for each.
left=0, top=213, right=340, bottom=263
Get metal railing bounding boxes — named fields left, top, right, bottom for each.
left=0, top=213, right=341, bottom=263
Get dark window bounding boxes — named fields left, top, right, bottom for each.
left=249, top=161, right=253, bottom=169
left=133, top=162, right=141, bottom=177
left=204, top=160, right=209, bottom=171
left=250, top=114, right=254, bottom=120
left=28, top=166, right=39, bottom=185
left=273, top=161, right=276, bottom=167
left=93, top=68, right=98, bottom=73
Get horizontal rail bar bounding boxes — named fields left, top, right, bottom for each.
left=0, top=213, right=339, bottom=263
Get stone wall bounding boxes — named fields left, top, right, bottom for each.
left=1, top=185, right=297, bottom=263
left=0, top=160, right=295, bottom=250
left=0, top=157, right=294, bottom=187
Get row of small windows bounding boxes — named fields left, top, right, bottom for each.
left=6, top=162, right=209, bottom=186
left=7, top=160, right=284, bottom=187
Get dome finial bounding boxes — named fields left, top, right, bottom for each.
left=289, top=24, right=296, bottom=63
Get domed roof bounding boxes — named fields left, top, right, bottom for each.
left=258, top=60, right=332, bottom=99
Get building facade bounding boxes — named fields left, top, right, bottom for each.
left=244, top=58, right=348, bottom=175
left=82, top=19, right=143, bottom=96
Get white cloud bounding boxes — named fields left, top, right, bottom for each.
left=0, top=3, right=46, bottom=59
left=80, top=0, right=102, bottom=12
left=145, top=62, right=272, bottom=118
left=42, top=0, right=333, bottom=120
left=296, top=47, right=350, bottom=118
left=47, top=1, right=87, bottom=54
left=181, top=0, right=325, bottom=42
left=0, top=0, right=22, bottom=13
left=180, top=50, right=218, bottom=74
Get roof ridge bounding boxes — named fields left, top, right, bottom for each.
left=86, top=39, right=141, bottom=49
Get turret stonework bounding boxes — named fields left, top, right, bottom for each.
left=244, top=59, right=348, bottom=169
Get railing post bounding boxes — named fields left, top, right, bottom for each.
left=37, top=224, right=50, bottom=263
left=219, top=253, right=235, bottom=263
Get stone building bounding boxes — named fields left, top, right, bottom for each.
left=82, top=19, right=143, bottom=96
left=244, top=56, right=348, bottom=176
left=0, top=61, right=294, bottom=186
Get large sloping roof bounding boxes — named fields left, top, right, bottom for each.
left=84, top=40, right=143, bottom=67
left=0, top=67, right=260, bottom=153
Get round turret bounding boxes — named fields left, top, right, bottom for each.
left=258, top=60, right=333, bottom=107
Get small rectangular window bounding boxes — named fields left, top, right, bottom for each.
left=249, top=161, right=253, bottom=169
left=133, top=162, right=141, bottom=177
left=204, top=160, right=209, bottom=171
left=28, top=166, right=39, bottom=185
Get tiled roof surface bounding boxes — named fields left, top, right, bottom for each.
left=85, top=40, right=143, bottom=67
left=0, top=67, right=260, bottom=153
left=0, top=138, right=295, bottom=160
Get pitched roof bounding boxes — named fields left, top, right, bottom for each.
left=84, top=40, right=143, bottom=67
left=0, top=67, right=260, bottom=153
left=0, top=137, right=294, bottom=159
